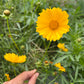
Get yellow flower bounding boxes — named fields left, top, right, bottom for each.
left=36, top=7, right=70, bottom=41
left=58, top=66, right=66, bottom=72
left=5, top=74, right=10, bottom=81
left=4, top=53, right=26, bottom=63
left=57, top=43, right=68, bottom=52
left=63, top=48, right=68, bottom=52
left=54, top=63, right=66, bottom=72
left=54, top=63, right=61, bottom=68
left=18, top=55, right=26, bottom=63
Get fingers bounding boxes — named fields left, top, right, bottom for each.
left=3, top=81, right=9, bottom=84
left=28, top=73, right=39, bottom=84
left=13, top=69, right=37, bottom=82
left=3, top=69, right=39, bottom=84
left=3, top=82, right=7, bottom=84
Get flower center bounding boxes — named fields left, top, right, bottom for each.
left=49, top=20, right=59, bottom=30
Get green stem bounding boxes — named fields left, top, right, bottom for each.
left=34, top=5, right=39, bottom=14
left=13, top=66, right=16, bottom=76
left=45, top=41, right=51, bottom=55
left=42, top=41, right=51, bottom=61
left=23, top=0, right=26, bottom=25
left=48, top=75, right=58, bottom=84
left=7, top=18, right=20, bottom=52
left=2, top=61, right=5, bottom=75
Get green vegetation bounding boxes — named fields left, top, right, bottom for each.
left=0, top=0, right=84, bottom=84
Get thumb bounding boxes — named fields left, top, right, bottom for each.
left=28, top=73, right=39, bottom=84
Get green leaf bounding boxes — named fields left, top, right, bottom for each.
left=69, top=55, right=75, bottom=61
left=61, top=75, right=69, bottom=84
left=79, top=57, right=84, bottom=66
left=75, top=79, right=84, bottom=82
left=53, top=56, right=68, bottom=65
left=75, top=66, right=79, bottom=80
left=69, top=73, right=74, bottom=81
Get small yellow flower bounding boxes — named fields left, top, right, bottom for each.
left=57, top=43, right=68, bottom=52
left=59, top=66, right=66, bottom=72
left=18, top=55, right=26, bottom=63
left=63, top=48, right=68, bottom=52
left=5, top=74, right=10, bottom=81
left=54, top=63, right=66, bottom=72
left=4, top=53, right=26, bottom=63
left=36, top=7, right=70, bottom=41
left=54, top=63, right=61, bottom=68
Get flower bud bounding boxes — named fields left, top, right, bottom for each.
left=77, top=38, right=81, bottom=42
left=49, top=61, right=53, bottom=64
left=8, top=35, right=11, bottom=38
left=54, top=82, right=58, bottom=84
left=20, top=45, right=25, bottom=49
left=52, top=72, right=57, bottom=76
left=45, top=61, right=48, bottom=64
left=37, top=2, right=41, bottom=5
left=11, top=7, right=14, bottom=10
left=3, top=10, right=10, bottom=16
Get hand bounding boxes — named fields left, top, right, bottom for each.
left=3, top=69, right=39, bottom=84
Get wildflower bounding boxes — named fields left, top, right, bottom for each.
left=52, top=71, right=57, bottom=76
left=45, top=61, right=48, bottom=64
left=54, top=82, right=58, bottom=84
left=59, top=66, right=66, bottom=72
left=18, top=55, right=26, bottom=63
left=5, top=74, right=10, bottom=81
left=4, top=53, right=26, bottom=63
left=3, top=10, right=10, bottom=16
left=77, top=38, right=81, bottom=42
left=8, top=35, right=11, bottom=38
left=49, top=61, right=53, bottom=64
left=20, top=45, right=25, bottom=49
left=63, top=48, right=68, bottom=52
left=54, top=63, right=66, bottom=72
left=57, top=43, right=68, bottom=52
left=44, top=61, right=49, bottom=68
left=36, top=7, right=70, bottom=41
left=37, top=2, right=41, bottom=5
left=11, top=7, right=14, bottom=9
left=54, top=63, right=61, bottom=68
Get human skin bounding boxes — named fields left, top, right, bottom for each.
left=3, top=69, right=39, bottom=84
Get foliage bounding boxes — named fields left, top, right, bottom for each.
left=0, top=0, right=84, bottom=84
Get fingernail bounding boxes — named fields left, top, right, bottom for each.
left=33, top=69, right=37, bottom=72
left=35, top=73, right=39, bottom=77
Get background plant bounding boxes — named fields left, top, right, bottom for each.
left=0, top=0, right=84, bottom=84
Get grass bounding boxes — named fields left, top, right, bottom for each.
left=0, top=0, right=84, bottom=84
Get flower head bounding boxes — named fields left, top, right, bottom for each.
left=3, top=10, right=10, bottom=16
left=36, top=7, right=70, bottom=41
left=5, top=73, right=10, bottom=81
left=44, top=61, right=48, bottom=64
left=54, top=63, right=66, bottom=72
left=57, top=43, right=68, bottom=52
left=49, top=61, right=53, bottom=64
left=4, top=53, right=26, bottom=63
left=54, top=63, right=61, bottom=68
left=59, top=66, right=66, bottom=72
